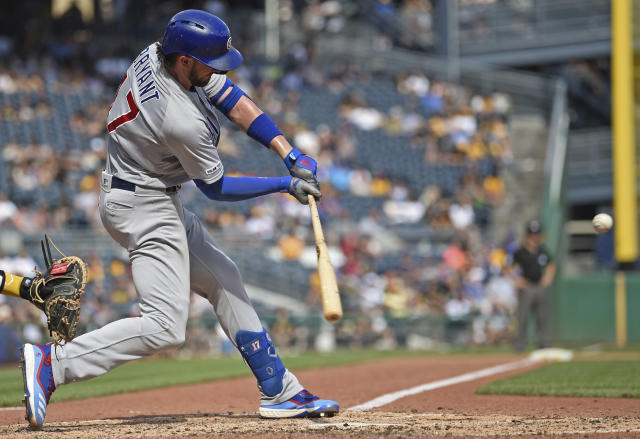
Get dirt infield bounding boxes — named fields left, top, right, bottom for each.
left=1, top=354, right=638, bottom=438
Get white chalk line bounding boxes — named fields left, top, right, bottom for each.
left=1, top=360, right=533, bottom=416
left=347, top=358, right=535, bottom=411
left=4, top=357, right=636, bottom=436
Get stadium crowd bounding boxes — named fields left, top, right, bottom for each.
left=0, top=0, right=522, bottom=359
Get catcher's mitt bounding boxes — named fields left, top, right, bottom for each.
left=28, top=236, right=88, bottom=345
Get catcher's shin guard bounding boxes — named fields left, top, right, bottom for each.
left=236, top=328, right=285, bottom=397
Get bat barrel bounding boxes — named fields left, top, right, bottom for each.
left=308, top=196, right=343, bottom=323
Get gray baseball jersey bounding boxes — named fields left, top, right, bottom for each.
left=50, top=44, right=303, bottom=405
left=106, top=44, right=225, bottom=188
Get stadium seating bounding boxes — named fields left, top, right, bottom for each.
left=0, top=5, right=518, bottom=351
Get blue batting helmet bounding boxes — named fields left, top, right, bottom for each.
left=161, top=10, right=243, bottom=71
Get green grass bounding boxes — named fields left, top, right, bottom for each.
left=0, top=349, right=422, bottom=406
left=476, top=361, right=640, bottom=398
left=0, top=345, right=526, bottom=407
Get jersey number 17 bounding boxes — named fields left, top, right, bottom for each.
left=107, top=73, right=139, bottom=132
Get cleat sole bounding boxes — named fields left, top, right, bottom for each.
left=20, top=348, right=29, bottom=423
left=259, top=406, right=339, bottom=419
left=309, top=407, right=339, bottom=418
left=21, top=345, right=41, bottom=430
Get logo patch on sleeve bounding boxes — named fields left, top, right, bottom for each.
left=205, top=162, right=223, bottom=176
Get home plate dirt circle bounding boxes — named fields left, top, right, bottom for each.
left=1, top=412, right=639, bottom=438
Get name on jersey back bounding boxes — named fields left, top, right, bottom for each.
left=133, top=46, right=160, bottom=105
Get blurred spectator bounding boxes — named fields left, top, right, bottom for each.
left=0, top=193, right=17, bottom=225
left=384, top=275, right=412, bottom=318
left=383, top=182, right=425, bottom=224
left=0, top=1, right=521, bottom=352
left=0, top=249, right=36, bottom=277
left=444, top=290, right=471, bottom=345
left=443, top=239, right=468, bottom=270
left=245, top=205, right=276, bottom=237
left=483, top=174, right=506, bottom=206
left=486, top=268, right=517, bottom=314
left=279, top=234, right=304, bottom=261
left=449, top=192, right=474, bottom=230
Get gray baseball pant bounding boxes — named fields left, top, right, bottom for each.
left=515, top=284, right=549, bottom=351
left=51, top=182, right=302, bottom=405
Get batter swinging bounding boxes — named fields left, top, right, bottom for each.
left=15, top=9, right=338, bottom=429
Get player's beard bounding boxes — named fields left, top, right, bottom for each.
left=189, top=65, right=210, bottom=88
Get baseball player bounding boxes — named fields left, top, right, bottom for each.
left=18, top=9, right=338, bottom=429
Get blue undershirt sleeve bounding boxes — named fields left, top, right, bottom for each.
left=194, top=175, right=291, bottom=201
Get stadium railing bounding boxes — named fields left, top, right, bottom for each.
left=458, top=0, right=611, bottom=62
left=565, top=128, right=613, bottom=204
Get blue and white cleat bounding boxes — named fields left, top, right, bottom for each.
left=259, top=389, right=339, bottom=418
left=21, top=343, right=56, bottom=430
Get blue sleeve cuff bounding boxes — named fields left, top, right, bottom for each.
left=247, top=113, right=283, bottom=149
left=211, top=77, right=233, bottom=103
left=213, top=78, right=247, bottom=115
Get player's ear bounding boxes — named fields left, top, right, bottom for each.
left=178, top=55, right=192, bottom=67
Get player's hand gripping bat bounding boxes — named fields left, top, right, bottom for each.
left=308, top=196, right=343, bottom=323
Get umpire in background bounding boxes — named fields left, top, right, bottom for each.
left=511, top=220, right=556, bottom=351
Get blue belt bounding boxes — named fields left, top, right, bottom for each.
left=111, top=176, right=179, bottom=193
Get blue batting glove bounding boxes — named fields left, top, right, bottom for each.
left=283, top=147, right=317, bottom=182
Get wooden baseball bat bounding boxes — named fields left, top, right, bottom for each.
left=308, top=195, right=343, bottom=323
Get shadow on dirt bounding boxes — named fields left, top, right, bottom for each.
left=110, top=412, right=261, bottom=424
left=30, top=412, right=261, bottom=433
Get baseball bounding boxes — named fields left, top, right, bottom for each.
left=592, top=213, right=613, bottom=233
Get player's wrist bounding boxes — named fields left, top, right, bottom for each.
left=0, top=270, right=5, bottom=291
left=283, top=147, right=301, bottom=170
left=280, top=176, right=293, bottom=192
left=19, top=277, right=33, bottom=301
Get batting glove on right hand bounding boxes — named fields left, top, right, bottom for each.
left=288, top=177, right=322, bottom=205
